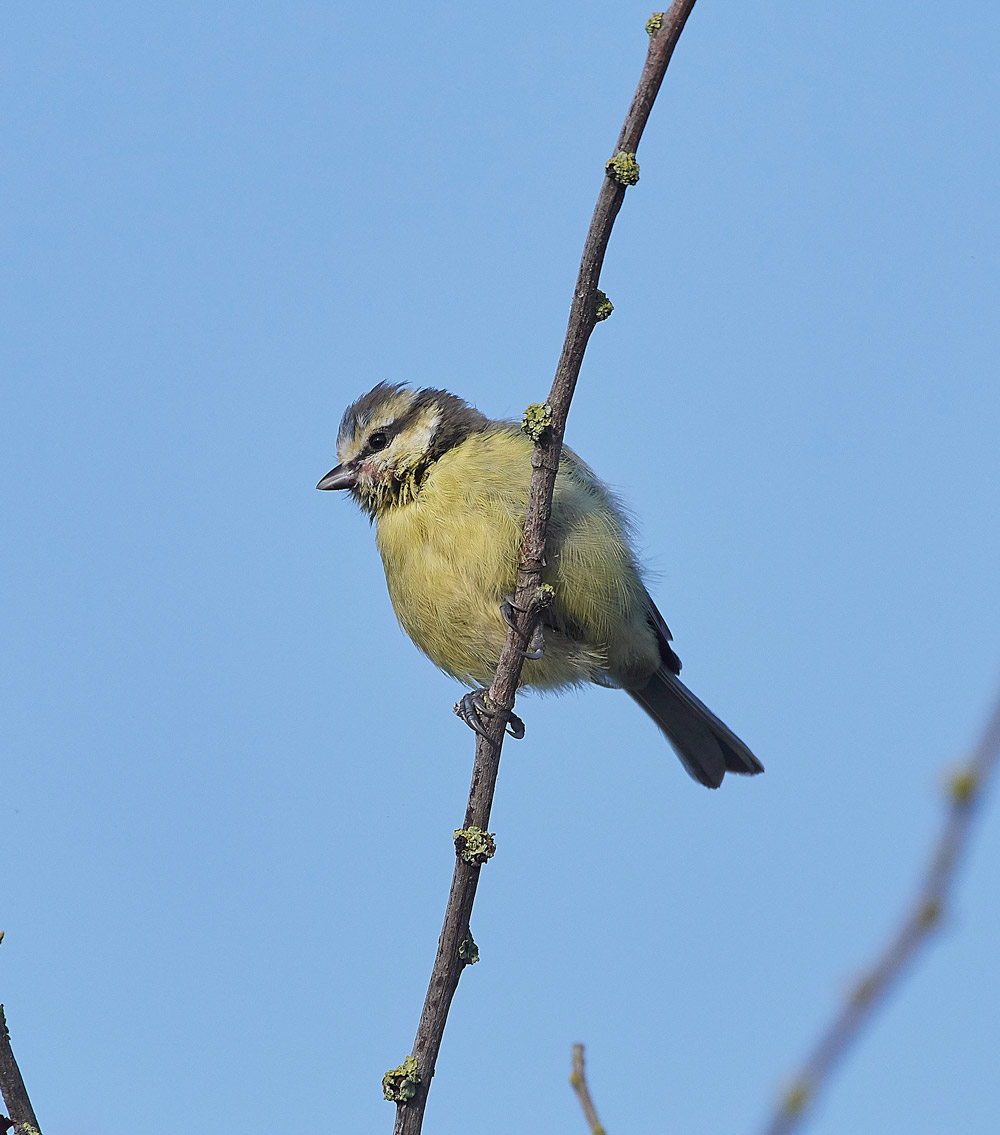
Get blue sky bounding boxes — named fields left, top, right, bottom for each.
left=5, top=3, right=1000, bottom=1133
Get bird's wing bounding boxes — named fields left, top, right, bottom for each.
left=645, top=595, right=682, bottom=675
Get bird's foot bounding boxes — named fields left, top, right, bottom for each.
left=453, top=688, right=526, bottom=740
left=500, top=595, right=545, bottom=660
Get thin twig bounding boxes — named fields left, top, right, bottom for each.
left=390, top=7, right=699, bottom=1132
left=0, top=1005, right=41, bottom=1135
left=763, top=679, right=1000, bottom=1134
left=571, top=1044, right=607, bottom=1135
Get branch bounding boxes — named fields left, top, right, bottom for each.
left=571, top=1044, right=607, bottom=1135
left=388, top=7, right=699, bottom=1132
left=763, top=679, right=1000, bottom=1134
left=0, top=1005, right=41, bottom=1135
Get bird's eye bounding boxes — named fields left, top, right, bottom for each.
left=368, top=429, right=389, bottom=451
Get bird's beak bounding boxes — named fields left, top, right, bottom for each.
left=316, top=463, right=356, bottom=491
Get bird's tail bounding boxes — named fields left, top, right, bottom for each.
left=627, top=669, right=763, bottom=789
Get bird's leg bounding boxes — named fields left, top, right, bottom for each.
left=500, top=595, right=545, bottom=660
left=454, top=688, right=526, bottom=740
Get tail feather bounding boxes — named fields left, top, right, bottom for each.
left=628, top=669, right=763, bottom=789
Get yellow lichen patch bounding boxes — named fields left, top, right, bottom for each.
left=606, top=150, right=640, bottom=186
left=454, top=826, right=497, bottom=865
left=459, top=929, right=480, bottom=965
left=948, top=766, right=979, bottom=805
left=522, top=402, right=553, bottom=441
left=535, top=582, right=556, bottom=608
left=918, top=897, right=942, bottom=928
left=595, top=290, right=614, bottom=321
left=382, top=1055, right=420, bottom=1102
left=781, top=1078, right=812, bottom=1118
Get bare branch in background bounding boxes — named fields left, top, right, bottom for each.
left=571, top=1043, right=607, bottom=1135
left=762, top=680, right=1000, bottom=1135
left=0, top=1003, right=42, bottom=1135
left=389, top=6, right=699, bottom=1132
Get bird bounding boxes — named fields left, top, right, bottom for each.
left=317, top=382, right=762, bottom=789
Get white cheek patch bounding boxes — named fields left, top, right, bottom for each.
left=400, top=409, right=441, bottom=457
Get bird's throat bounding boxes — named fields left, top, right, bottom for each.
left=361, top=459, right=433, bottom=518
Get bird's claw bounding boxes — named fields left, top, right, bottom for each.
left=454, top=688, right=526, bottom=740
left=500, top=596, right=521, bottom=634
left=522, top=622, right=545, bottom=660
left=500, top=595, right=546, bottom=660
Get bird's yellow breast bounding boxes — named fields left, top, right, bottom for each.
left=375, top=426, right=659, bottom=690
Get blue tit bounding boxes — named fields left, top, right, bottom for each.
left=317, top=382, right=762, bottom=789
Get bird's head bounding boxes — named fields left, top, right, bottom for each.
left=317, top=382, right=488, bottom=517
